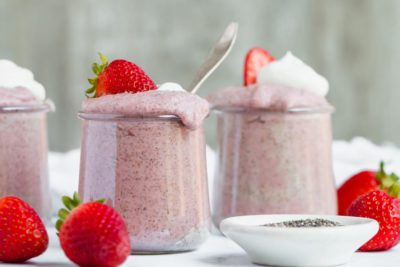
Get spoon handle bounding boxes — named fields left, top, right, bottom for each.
left=189, top=22, right=238, bottom=94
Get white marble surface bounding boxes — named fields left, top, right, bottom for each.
left=0, top=228, right=398, bottom=267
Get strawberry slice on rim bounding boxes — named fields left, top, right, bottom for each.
left=244, top=47, right=274, bottom=86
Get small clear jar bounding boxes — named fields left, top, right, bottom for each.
left=0, top=104, right=51, bottom=222
left=78, top=113, right=210, bottom=254
left=212, top=107, right=337, bottom=227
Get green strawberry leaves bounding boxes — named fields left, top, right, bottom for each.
left=376, top=161, right=400, bottom=198
left=86, top=53, right=109, bottom=98
left=56, top=192, right=107, bottom=234
left=56, top=192, right=82, bottom=233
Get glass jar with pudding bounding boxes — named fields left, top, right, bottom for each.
left=79, top=80, right=211, bottom=253
left=0, top=60, right=52, bottom=222
left=208, top=51, right=337, bottom=227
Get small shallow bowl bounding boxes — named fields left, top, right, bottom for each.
left=220, top=214, right=378, bottom=267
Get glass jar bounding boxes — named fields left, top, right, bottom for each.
left=212, top=107, right=337, bottom=227
left=0, top=103, right=51, bottom=222
left=78, top=113, right=210, bottom=254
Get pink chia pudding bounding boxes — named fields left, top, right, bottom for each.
left=0, top=60, right=51, bottom=222
left=208, top=51, right=337, bottom=227
left=79, top=87, right=211, bottom=253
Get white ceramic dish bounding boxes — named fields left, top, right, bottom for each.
left=220, top=214, right=379, bottom=267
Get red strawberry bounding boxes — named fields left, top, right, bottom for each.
left=348, top=189, right=400, bottom=251
left=57, top=193, right=131, bottom=267
left=0, top=196, right=48, bottom=263
left=244, top=47, right=274, bottom=86
left=337, top=171, right=378, bottom=215
left=337, top=162, right=398, bottom=215
left=86, top=53, right=157, bottom=97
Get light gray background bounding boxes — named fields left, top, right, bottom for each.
left=0, top=0, right=398, bottom=151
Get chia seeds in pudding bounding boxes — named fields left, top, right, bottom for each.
left=208, top=84, right=337, bottom=228
left=79, top=90, right=211, bottom=253
left=262, top=218, right=342, bottom=228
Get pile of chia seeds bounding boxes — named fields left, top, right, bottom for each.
left=262, top=218, right=342, bottom=228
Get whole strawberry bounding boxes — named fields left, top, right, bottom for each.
left=57, top=193, right=131, bottom=267
left=0, top=196, right=48, bottom=262
left=348, top=189, right=400, bottom=251
left=86, top=53, right=157, bottom=97
left=337, top=162, right=398, bottom=215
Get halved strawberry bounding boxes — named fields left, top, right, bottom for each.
left=244, top=47, right=274, bottom=86
left=86, top=53, right=157, bottom=97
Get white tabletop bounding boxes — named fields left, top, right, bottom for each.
left=0, top=228, right=398, bottom=267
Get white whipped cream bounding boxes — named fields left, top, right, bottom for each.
left=257, top=52, right=329, bottom=96
left=0, top=60, right=45, bottom=100
left=157, top=82, right=186, bottom=92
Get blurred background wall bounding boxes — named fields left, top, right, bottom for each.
left=1, top=0, right=399, bottom=151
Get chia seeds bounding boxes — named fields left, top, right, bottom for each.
left=262, top=218, right=342, bottom=228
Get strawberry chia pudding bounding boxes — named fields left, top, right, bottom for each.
left=0, top=60, right=51, bottom=222
left=208, top=51, right=337, bottom=227
left=78, top=55, right=210, bottom=253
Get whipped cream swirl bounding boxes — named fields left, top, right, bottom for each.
left=0, top=60, right=46, bottom=100
left=257, top=52, right=329, bottom=96
left=157, top=82, right=186, bottom=92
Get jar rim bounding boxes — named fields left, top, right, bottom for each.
left=211, top=105, right=335, bottom=114
left=78, top=111, right=181, bottom=122
left=0, top=101, right=53, bottom=113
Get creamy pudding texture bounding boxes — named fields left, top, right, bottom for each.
left=79, top=88, right=211, bottom=252
left=0, top=108, right=50, bottom=220
left=82, top=90, right=210, bottom=129
left=0, top=86, right=51, bottom=222
left=0, top=87, right=40, bottom=106
left=212, top=109, right=336, bottom=226
left=208, top=52, right=337, bottom=227
left=208, top=84, right=331, bottom=112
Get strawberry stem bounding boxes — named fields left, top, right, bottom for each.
left=388, top=183, right=400, bottom=198
left=86, top=52, right=109, bottom=98
left=73, top=192, right=82, bottom=205
left=62, top=196, right=74, bottom=210
left=56, top=192, right=82, bottom=233
left=96, top=198, right=106, bottom=204
left=376, top=161, right=399, bottom=189
left=58, top=208, right=69, bottom=220
left=56, top=192, right=107, bottom=233
left=99, top=53, right=108, bottom=65
left=376, top=161, right=400, bottom=198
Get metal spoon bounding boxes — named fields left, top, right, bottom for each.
left=188, top=22, right=238, bottom=94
